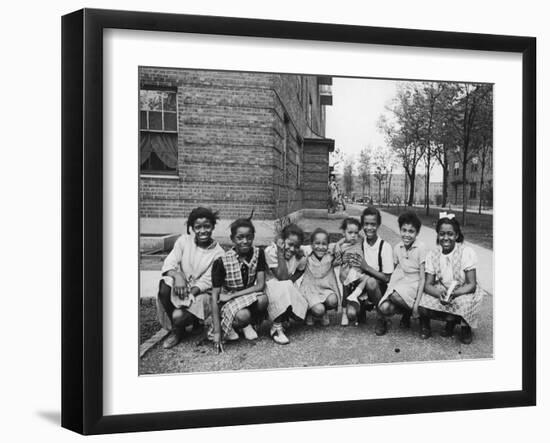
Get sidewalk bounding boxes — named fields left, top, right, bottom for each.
left=377, top=208, right=493, bottom=295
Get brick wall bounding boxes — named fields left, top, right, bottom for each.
left=139, top=68, right=331, bottom=223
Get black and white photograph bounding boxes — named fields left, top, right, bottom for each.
left=138, top=68, right=494, bottom=375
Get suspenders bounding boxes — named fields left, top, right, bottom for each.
left=378, top=239, right=385, bottom=273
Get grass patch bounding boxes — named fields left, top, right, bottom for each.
left=140, top=298, right=162, bottom=345
left=379, top=205, right=493, bottom=250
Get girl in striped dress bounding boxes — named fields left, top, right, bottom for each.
left=210, top=215, right=268, bottom=352
left=264, top=224, right=309, bottom=345
left=418, top=214, right=484, bottom=344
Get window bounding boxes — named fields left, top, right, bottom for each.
left=453, top=161, right=460, bottom=176
left=469, top=182, right=477, bottom=199
left=471, top=157, right=479, bottom=172
left=140, top=89, right=178, bottom=174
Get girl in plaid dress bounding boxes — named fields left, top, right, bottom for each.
left=210, top=215, right=268, bottom=352
left=418, top=214, right=484, bottom=344
left=264, top=224, right=308, bottom=345
left=301, top=228, right=341, bottom=327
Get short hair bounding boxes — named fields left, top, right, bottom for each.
left=340, top=217, right=361, bottom=231
left=361, top=206, right=381, bottom=226
left=435, top=216, right=465, bottom=244
left=186, top=207, right=219, bottom=234
left=398, top=211, right=422, bottom=233
left=230, top=210, right=256, bottom=238
left=281, top=223, right=304, bottom=244
left=310, top=228, right=329, bottom=244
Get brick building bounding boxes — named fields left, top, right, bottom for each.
left=447, top=150, right=493, bottom=209
left=139, top=68, right=334, bottom=233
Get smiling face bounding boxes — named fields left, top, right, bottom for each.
left=362, top=214, right=379, bottom=240
left=400, top=223, right=418, bottom=248
left=232, top=226, right=254, bottom=255
left=438, top=222, right=458, bottom=254
left=283, top=234, right=301, bottom=260
left=311, top=232, right=329, bottom=259
left=343, top=223, right=360, bottom=244
left=192, top=217, right=214, bottom=246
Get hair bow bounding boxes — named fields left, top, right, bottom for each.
left=439, top=212, right=455, bottom=220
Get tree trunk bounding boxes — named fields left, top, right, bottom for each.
left=378, top=179, right=382, bottom=204
left=425, top=166, right=431, bottom=216
left=442, top=163, right=448, bottom=207
left=479, top=160, right=485, bottom=214
left=462, top=155, right=467, bottom=226
left=407, top=172, right=416, bottom=207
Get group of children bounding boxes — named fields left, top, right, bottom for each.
left=157, top=206, right=484, bottom=352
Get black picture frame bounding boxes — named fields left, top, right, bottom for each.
left=61, top=8, right=536, bottom=435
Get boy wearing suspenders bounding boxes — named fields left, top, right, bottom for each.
left=345, top=207, right=394, bottom=335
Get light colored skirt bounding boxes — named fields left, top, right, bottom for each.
left=266, top=279, right=308, bottom=320
left=300, top=273, right=340, bottom=309
left=156, top=288, right=211, bottom=331
left=379, top=268, right=421, bottom=309
left=418, top=283, right=484, bottom=328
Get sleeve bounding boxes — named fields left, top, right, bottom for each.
left=393, top=244, right=400, bottom=266
left=264, top=244, right=279, bottom=269
left=301, top=245, right=313, bottom=257
left=417, top=242, right=427, bottom=265
left=256, top=248, right=267, bottom=273
left=211, top=257, right=226, bottom=288
left=161, top=236, right=184, bottom=275
left=381, top=242, right=395, bottom=273
left=332, top=243, right=343, bottom=266
left=462, top=246, right=477, bottom=271
left=425, top=250, right=435, bottom=275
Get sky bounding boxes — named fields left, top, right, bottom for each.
left=325, top=77, right=443, bottom=182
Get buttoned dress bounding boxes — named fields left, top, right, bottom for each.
left=380, top=240, right=427, bottom=309
left=299, top=250, right=341, bottom=308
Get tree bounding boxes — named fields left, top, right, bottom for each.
left=379, top=84, right=427, bottom=207
left=447, top=83, right=493, bottom=225
left=330, top=146, right=344, bottom=169
left=471, top=88, right=493, bottom=213
left=358, top=147, right=372, bottom=198
left=416, top=82, right=444, bottom=215
left=371, top=145, right=393, bottom=204
left=431, top=84, right=458, bottom=208
left=342, top=156, right=354, bottom=196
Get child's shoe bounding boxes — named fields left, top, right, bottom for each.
left=420, top=317, right=432, bottom=339
left=441, top=320, right=457, bottom=337
left=340, top=311, right=349, bottom=326
left=399, top=312, right=411, bottom=329
left=270, top=323, right=290, bottom=345
left=374, top=317, right=387, bottom=336
left=321, top=312, right=330, bottom=326
left=305, top=313, right=314, bottom=326
left=224, top=328, right=239, bottom=341
left=162, top=329, right=183, bottom=349
left=242, top=324, right=258, bottom=340
left=459, top=325, right=472, bottom=344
